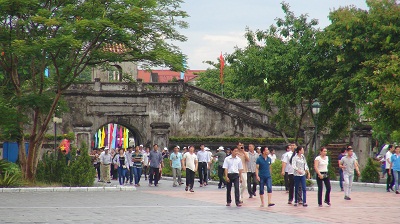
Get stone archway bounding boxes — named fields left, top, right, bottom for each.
left=92, top=122, right=144, bottom=149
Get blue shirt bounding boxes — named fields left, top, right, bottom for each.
left=256, top=155, right=272, bottom=178
left=391, top=154, right=400, bottom=171
left=149, top=150, right=163, bottom=168
left=169, top=152, right=182, bottom=168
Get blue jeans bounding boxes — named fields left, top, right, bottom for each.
left=133, top=167, right=143, bottom=185
left=259, top=176, right=272, bottom=195
left=294, top=175, right=307, bottom=204
left=394, top=170, right=400, bottom=191
left=339, top=169, right=344, bottom=189
left=118, top=167, right=127, bottom=185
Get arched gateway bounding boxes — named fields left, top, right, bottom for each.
left=62, top=79, right=281, bottom=150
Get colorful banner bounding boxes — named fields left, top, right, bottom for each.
left=59, top=139, right=70, bottom=153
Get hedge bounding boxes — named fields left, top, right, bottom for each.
left=169, top=137, right=303, bottom=145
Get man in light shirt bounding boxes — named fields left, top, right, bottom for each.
left=100, top=148, right=112, bottom=184
left=223, top=147, right=243, bottom=207
left=268, top=148, right=277, bottom=163
left=197, top=144, right=210, bottom=187
left=182, top=146, right=198, bottom=192
left=236, top=142, right=249, bottom=203
left=281, top=144, right=295, bottom=204
left=247, top=144, right=258, bottom=198
left=386, top=145, right=394, bottom=192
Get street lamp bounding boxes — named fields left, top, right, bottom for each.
left=311, top=100, right=321, bottom=155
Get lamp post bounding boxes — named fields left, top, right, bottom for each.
left=311, top=100, right=321, bottom=156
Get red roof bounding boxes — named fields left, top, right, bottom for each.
left=137, top=70, right=203, bottom=83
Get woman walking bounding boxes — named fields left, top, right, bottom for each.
left=290, top=146, right=310, bottom=207
left=132, top=146, right=143, bottom=187
left=314, top=147, right=331, bottom=207
left=113, top=148, right=130, bottom=185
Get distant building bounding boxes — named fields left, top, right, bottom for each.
left=137, top=70, right=204, bottom=83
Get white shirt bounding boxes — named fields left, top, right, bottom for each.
left=282, top=151, right=294, bottom=174
left=100, top=152, right=112, bottom=165
left=197, top=150, right=210, bottom=163
left=386, top=151, right=393, bottom=169
left=315, top=156, right=329, bottom=172
left=268, top=154, right=277, bottom=163
left=143, top=152, right=150, bottom=165
left=223, top=155, right=243, bottom=174
left=183, top=152, right=198, bottom=172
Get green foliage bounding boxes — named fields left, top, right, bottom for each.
left=36, top=144, right=95, bottom=186
left=271, top=159, right=284, bottom=186
left=361, top=158, right=380, bottom=183
left=169, top=137, right=303, bottom=145
left=0, top=160, right=23, bottom=187
left=306, top=149, right=315, bottom=177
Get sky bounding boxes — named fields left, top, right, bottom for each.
left=173, top=0, right=369, bottom=70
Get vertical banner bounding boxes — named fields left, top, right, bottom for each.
left=112, top=124, right=117, bottom=149
left=101, top=127, right=105, bottom=148
left=119, top=126, right=123, bottom=147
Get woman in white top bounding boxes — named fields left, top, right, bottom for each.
left=290, top=146, right=310, bottom=207
left=314, top=147, right=331, bottom=207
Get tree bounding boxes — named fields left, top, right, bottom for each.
left=0, top=0, right=188, bottom=181
left=322, top=0, right=400, bottom=143
left=227, top=3, right=322, bottom=143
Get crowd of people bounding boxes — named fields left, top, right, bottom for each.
left=89, top=141, right=398, bottom=208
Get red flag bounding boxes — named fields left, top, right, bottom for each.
left=219, top=52, right=224, bottom=84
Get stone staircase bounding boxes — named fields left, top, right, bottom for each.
left=184, top=84, right=282, bottom=136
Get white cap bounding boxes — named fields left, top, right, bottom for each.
left=257, top=146, right=261, bottom=149
left=140, top=144, right=143, bottom=147
left=176, top=146, right=180, bottom=149
left=105, top=147, right=109, bottom=150
left=164, top=147, right=168, bottom=151
left=217, top=146, right=224, bottom=151
left=205, top=147, right=210, bottom=151
left=183, top=146, right=187, bottom=149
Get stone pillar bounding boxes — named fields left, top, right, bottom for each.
left=352, top=125, right=372, bottom=169
left=150, top=123, right=170, bottom=150
left=94, top=78, right=101, bottom=91
left=137, top=78, right=143, bottom=92
left=73, top=127, right=92, bottom=150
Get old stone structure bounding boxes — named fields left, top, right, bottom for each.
left=61, top=79, right=281, bottom=150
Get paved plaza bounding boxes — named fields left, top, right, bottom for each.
left=0, top=178, right=399, bottom=223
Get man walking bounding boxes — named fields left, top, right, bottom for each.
left=256, top=146, right=275, bottom=207
left=148, top=144, right=163, bottom=187
left=339, top=147, right=360, bottom=200
left=237, top=142, right=249, bottom=203
left=100, top=148, right=112, bottom=184
left=281, top=144, right=295, bottom=204
left=197, top=144, right=210, bottom=187
left=170, top=146, right=183, bottom=187
left=214, top=146, right=227, bottom=189
left=337, top=148, right=346, bottom=191
left=281, top=145, right=291, bottom=192
left=386, top=145, right=395, bottom=192
left=182, top=146, right=198, bottom=192
left=223, top=147, right=243, bottom=207
left=247, top=144, right=258, bottom=198
left=125, top=147, right=134, bottom=184
left=143, top=147, right=150, bottom=180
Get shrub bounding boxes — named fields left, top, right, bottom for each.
left=0, top=160, right=22, bottom=187
left=271, top=159, right=284, bottom=186
left=36, top=143, right=95, bottom=186
left=361, top=158, right=380, bottom=183
left=306, top=149, right=315, bottom=177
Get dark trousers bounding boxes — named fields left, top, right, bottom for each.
left=226, top=173, right=240, bottom=204
left=339, top=169, right=344, bottom=189
left=247, top=172, right=257, bottom=196
left=94, top=164, right=100, bottom=180
left=198, top=162, right=207, bottom=184
left=284, top=172, right=289, bottom=191
left=218, top=165, right=226, bottom=187
left=288, top=174, right=294, bottom=202
left=143, top=166, right=148, bottom=179
left=387, top=169, right=395, bottom=190
left=127, top=166, right=134, bottom=183
left=149, top=167, right=160, bottom=186
left=186, top=168, right=195, bottom=189
left=316, top=176, right=331, bottom=205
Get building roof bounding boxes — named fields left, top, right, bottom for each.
left=137, top=70, right=203, bottom=83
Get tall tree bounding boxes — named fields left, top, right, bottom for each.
left=227, top=3, right=322, bottom=143
left=0, top=0, right=188, bottom=180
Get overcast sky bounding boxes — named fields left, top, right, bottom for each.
left=173, top=0, right=368, bottom=70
